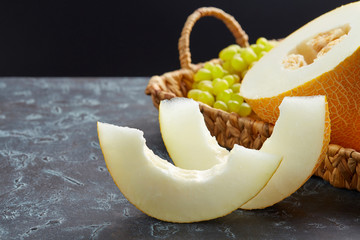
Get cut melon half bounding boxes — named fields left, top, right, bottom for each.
left=240, top=1, right=360, bottom=150
left=159, top=96, right=330, bottom=209
left=97, top=122, right=281, bottom=223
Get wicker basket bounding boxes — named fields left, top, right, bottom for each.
left=145, top=7, right=360, bottom=191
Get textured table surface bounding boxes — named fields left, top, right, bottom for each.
left=1, top=77, right=359, bottom=240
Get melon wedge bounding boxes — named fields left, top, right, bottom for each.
left=159, top=96, right=330, bottom=209
left=159, top=98, right=228, bottom=170
left=240, top=1, right=360, bottom=150
left=242, top=96, right=330, bottom=209
left=97, top=122, right=281, bottom=223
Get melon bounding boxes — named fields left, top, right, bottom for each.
left=242, top=96, right=330, bottom=209
left=240, top=1, right=360, bottom=150
left=159, top=97, right=228, bottom=170
left=97, top=122, right=281, bottom=223
left=159, top=96, right=330, bottom=208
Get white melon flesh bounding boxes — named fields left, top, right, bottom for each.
left=159, top=96, right=329, bottom=209
left=242, top=96, right=328, bottom=209
left=159, top=98, right=228, bottom=170
left=97, top=122, right=281, bottom=223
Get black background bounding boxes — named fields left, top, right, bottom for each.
left=0, top=0, right=356, bottom=77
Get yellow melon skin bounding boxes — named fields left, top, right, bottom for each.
left=245, top=48, right=360, bottom=150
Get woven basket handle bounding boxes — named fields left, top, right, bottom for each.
left=178, top=7, right=249, bottom=70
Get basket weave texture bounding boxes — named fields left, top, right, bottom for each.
left=145, top=7, right=360, bottom=191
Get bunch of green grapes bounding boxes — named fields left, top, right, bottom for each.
left=187, top=37, right=275, bottom=117
left=220, top=37, right=276, bottom=78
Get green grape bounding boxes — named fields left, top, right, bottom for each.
left=187, top=89, right=202, bottom=101
left=194, top=68, right=212, bottom=82
left=241, top=48, right=258, bottom=65
left=222, top=61, right=235, bottom=74
left=256, top=37, right=274, bottom=52
left=256, top=37, right=269, bottom=47
left=204, top=62, right=215, bottom=71
left=250, top=44, right=266, bottom=58
left=192, top=81, right=199, bottom=89
left=227, top=100, right=241, bottom=113
left=198, top=91, right=215, bottom=106
left=211, top=64, right=226, bottom=79
left=231, top=54, right=248, bottom=72
left=222, top=61, right=231, bottom=71
left=212, top=78, right=229, bottom=95
left=231, top=83, right=241, bottom=93
left=216, top=89, right=233, bottom=103
left=232, top=74, right=240, bottom=83
left=231, top=92, right=244, bottom=104
left=213, top=100, right=228, bottom=111
left=238, top=102, right=252, bottom=116
left=219, top=46, right=238, bottom=61
left=223, top=75, right=235, bottom=86
left=197, top=80, right=214, bottom=94
left=227, top=44, right=242, bottom=52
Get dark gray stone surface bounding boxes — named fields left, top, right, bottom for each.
left=0, top=77, right=359, bottom=240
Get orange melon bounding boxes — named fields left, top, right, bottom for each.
left=240, top=1, right=360, bottom=150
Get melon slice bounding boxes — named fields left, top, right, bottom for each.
left=159, top=96, right=330, bottom=209
left=240, top=1, right=360, bottom=150
left=159, top=98, right=228, bottom=170
left=97, top=122, right=281, bottom=223
left=242, top=96, right=330, bottom=209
